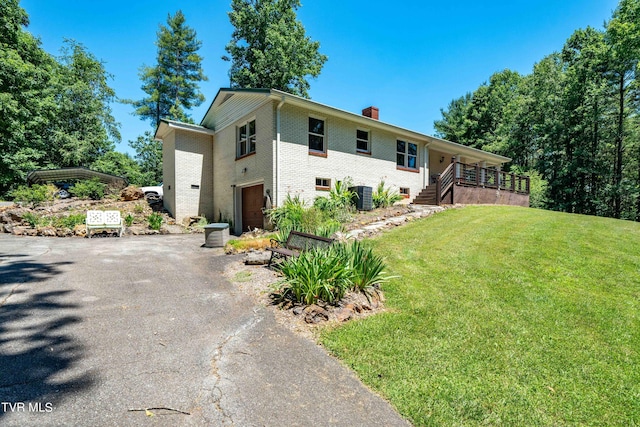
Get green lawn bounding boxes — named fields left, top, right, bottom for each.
left=321, top=206, right=640, bottom=426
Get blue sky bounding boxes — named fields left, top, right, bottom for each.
left=21, top=0, right=619, bottom=156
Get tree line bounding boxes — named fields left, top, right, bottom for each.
left=0, top=0, right=325, bottom=198
left=434, top=0, right=640, bottom=221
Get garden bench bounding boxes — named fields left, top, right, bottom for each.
left=267, top=230, right=334, bottom=267
left=86, top=210, right=123, bottom=238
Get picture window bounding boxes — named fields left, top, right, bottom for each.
left=396, top=139, right=417, bottom=169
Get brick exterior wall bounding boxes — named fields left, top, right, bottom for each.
left=172, top=129, right=214, bottom=222
left=277, top=103, right=424, bottom=205
left=162, top=133, right=176, bottom=218
left=213, top=102, right=274, bottom=233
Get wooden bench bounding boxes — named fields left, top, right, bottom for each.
left=267, top=230, right=334, bottom=267
left=86, top=210, right=124, bottom=238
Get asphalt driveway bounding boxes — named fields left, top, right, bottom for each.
left=0, top=234, right=408, bottom=426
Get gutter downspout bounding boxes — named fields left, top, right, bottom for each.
left=275, top=96, right=285, bottom=207
left=423, top=143, right=430, bottom=188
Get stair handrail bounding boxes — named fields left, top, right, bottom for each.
left=436, top=162, right=456, bottom=204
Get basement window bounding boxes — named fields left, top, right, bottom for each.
left=400, top=187, right=410, bottom=198
left=315, top=177, right=331, bottom=191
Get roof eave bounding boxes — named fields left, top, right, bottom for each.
left=155, top=119, right=216, bottom=140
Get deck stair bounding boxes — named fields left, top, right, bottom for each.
left=413, top=186, right=438, bottom=205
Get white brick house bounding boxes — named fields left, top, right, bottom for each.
left=155, top=88, right=513, bottom=234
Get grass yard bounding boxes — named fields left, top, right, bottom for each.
left=321, top=205, right=640, bottom=426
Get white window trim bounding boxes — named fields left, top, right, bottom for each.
left=236, top=117, right=257, bottom=158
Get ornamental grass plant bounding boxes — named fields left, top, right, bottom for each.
left=275, top=240, right=393, bottom=305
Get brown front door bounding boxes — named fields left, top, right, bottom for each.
left=242, top=184, right=264, bottom=232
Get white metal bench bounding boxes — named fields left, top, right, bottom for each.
left=86, top=210, right=124, bottom=238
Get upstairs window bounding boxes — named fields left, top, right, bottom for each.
left=237, top=119, right=256, bottom=158
left=308, top=117, right=325, bottom=153
left=356, top=129, right=370, bottom=153
left=397, top=139, right=417, bottom=170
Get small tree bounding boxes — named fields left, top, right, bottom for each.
left=223, top=0, right=327, bottom=98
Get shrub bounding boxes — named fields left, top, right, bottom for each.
left=124, top=214, right=134, bottom=227
left=372, top=180, right=403, bottom=208
left=337, top=240, right=396, bottom=293
left=510, top=166, right=549, bottom=209
left=276, top=246, right=352, bottom=305
left=147, top=212, right=163, bottom=230
left=23, top=212, right=45, bottom=228
left=70, top=178, right=107, bottom=200
left=267, top=193, right=346, bottom=242
left=276, top=241, right=393, bottom=305
left=10, top=184, right=56, bottom=206
left=313, top=220, right=343, bottom=238
left=196, top=215, right=208, bottom=227
left=50, top=213, right=86, bottom=229
left=328, top=177, right=356, bottom=210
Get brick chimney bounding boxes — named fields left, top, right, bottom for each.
left=362, top=106, right=379, bottom=120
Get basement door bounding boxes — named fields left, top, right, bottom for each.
left=241, top=184, right=264, bottom=232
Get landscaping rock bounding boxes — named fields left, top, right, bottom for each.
left=163, top=224, right=184, bottom=234
left=120, top=185, right=144, bottom=201
left=292, top=305, right=305, bottom=316
left=244, top=251, right=271, bottom=265
left=38, top=226, right=57, bottom=237
left=11, top=226, right=27, bottom=236
left=1, top=207, right=28, bottom=224
left=13, top=226, right=37, bottom=236
left=127, top=225, right=146, bottom=235
left=73, top=224, right=86, bottom=237
left=303, top=304, right=329, bottom=324
left=336, top=306, right=354, bottom=322
left=56, top=228, right=74, bottom=237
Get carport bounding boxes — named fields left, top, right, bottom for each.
left=26, top=168, right=128, bottom=188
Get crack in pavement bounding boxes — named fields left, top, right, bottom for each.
left=0, top=284, right=22, bottom=307
left=200, top=309, right=263, bottom=426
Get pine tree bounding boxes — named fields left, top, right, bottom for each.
left=223, top=0, right=327, bottom=98
left=130, top=10, right=207, bottom=128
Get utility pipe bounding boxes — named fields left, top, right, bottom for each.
left=275, top=96, right=285, bottom=207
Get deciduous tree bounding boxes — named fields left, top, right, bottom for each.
left=223, top=0, right=327, bottom=98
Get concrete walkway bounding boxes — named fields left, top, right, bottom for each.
left=0, top=234, right=409, bottom=426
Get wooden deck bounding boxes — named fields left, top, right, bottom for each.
left=413, top=161, right=530, bottom=207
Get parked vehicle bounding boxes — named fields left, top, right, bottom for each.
left=140, top=184, right=163, bottom=201
left=54, top=182, right=71, bottom=199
